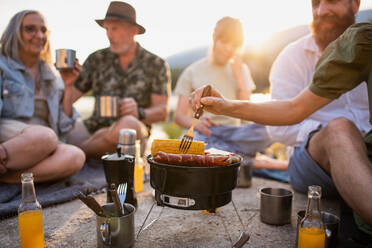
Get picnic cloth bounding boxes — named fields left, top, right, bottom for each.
left=0, top=160, right=107, bottom=219
left=253, top=169, right=290, bottom=183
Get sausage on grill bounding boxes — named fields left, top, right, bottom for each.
left=153, top=151, right=240, bottom=167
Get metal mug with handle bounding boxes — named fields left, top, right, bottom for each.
left=97, top=203, right=135, bottom=248
left=55, top=49, right=76, bottom=70
left=98, top=96, right=119, bottom=118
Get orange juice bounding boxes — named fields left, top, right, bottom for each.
left=134, top=164, right=143, bottom=193
left=135, top=140, right=144, bottom=193
left=18, top=210, right=44, bottom=248
left=298, top=227, right=325, bottom=248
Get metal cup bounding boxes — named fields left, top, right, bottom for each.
left=98, top=96, right=119, bottom=118
left=259, top=187, right=293, bottom=225
left=296, top=210, right=339, bottom=248
left=237, top=159, right=252, bottom=188
left=55, top=49, right=76, bottom=70
left=97, top=203, right=135, bottom=248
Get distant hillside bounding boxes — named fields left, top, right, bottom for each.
left=166, top=9, right=372, bottom=92
left=243, top=25, right=310, bottom=92
left=356, top=9, right=372, bottom=22
left=166, top=46, right=208, bottom=69
left=166, top=46, right=208, bottom=89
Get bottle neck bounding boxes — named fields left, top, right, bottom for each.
left=135, top=141, right=141, bottom=159
left=305, top=195, right=322, bottom=220
left=21, top=180, right=37, bottom=203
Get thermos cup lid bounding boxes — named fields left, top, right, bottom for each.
left=101, top=153, right=134, bottom=162
left=118, top=129, right=136, bottom=145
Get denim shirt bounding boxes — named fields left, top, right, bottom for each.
left=0, top=56, right=79, bottom=141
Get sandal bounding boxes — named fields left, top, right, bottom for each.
left=0, top=144, right=8, bottom=174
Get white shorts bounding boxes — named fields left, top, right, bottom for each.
left=0, top=120, right=30, bottom=142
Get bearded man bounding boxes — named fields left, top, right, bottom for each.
left=267, top=0, right=371, bottom=197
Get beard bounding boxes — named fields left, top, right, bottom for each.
left=109, top=40, right=133, bottom=55
left=311, top=7, right=355, bottom=50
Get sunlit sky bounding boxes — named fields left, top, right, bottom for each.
left=0, top=0, right=371, bottom=62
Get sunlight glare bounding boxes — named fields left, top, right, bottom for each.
left=237, top=1, right=312, bottom=50
left=0, top=0, right=370, bottom=60
left=251, top=93, right=271, bottom=103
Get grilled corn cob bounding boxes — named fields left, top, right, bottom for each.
left=151, top=139, right=205, bottom=157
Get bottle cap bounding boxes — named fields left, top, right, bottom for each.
left=21, top=172, right=34, bottom=182
left=308, top=185, right=322, bottom=198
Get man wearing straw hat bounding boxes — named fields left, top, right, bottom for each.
left=67, top=1, right=171, bottom=158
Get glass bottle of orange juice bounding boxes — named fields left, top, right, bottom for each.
left=298, top=185, right=325, bottom=248
left=134, top=140, right=144, bottom=193
left=18, top=173, right=44, bottom=248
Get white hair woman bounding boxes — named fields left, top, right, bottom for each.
left=0, top=10, right=85, bottom=183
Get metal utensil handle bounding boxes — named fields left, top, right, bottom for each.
left=77, top=192, right=106, bottom=217
left=86, top=195, right=106, bottom=217
left=232, top=200, right=246, bottom=230
left=109, top=184, right=124, bottom=216
left=136, top=202, right=164, bottom=240
left=216, top=212, right=233, bottom=245
left=193, top=85, right=212, bottom=119
left=231, top=232, right=250, bottom=248
left=231, top=199, right=251, bottom=248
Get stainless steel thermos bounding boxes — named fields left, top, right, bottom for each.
left=117, top=129, right=136, bottom=156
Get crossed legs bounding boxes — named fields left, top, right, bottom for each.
left=77, top=115, right=148, bottom=159
left=0, top=125, right=85, bottom=183
left=307, top=117, right=372, bottom=225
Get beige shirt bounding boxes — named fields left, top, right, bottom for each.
left=28, top=88, right=50, bottom=127
left=175, top=58, right=255, bottom=126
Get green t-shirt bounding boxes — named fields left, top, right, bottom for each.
left=309, top=22, right=372, bottom=235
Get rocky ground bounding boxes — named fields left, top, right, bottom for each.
left=1, top=177, right=339, bottom=248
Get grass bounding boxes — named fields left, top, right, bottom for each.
left=160, top=121, right=184, bottom=140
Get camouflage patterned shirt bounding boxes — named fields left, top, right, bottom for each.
left=74, top=44, right=171, bottom=134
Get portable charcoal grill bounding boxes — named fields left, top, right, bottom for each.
left=135, top=155, right=250, bottom=248
left=149, top=154, right=240, bottom=211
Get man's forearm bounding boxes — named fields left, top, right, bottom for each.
left=227, top=100, right=303, bottom=125
left=226, top=89, right=331, bottom=126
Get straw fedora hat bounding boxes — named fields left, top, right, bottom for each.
left=95, top=1, right=146, bottom=34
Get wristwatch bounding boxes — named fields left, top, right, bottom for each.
left=138, top=107, right=146, bottom=121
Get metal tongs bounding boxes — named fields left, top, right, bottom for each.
left=179, top=85, right=211, bottom=153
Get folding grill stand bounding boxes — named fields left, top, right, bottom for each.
left=136, top=199, right=250, bottom=248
